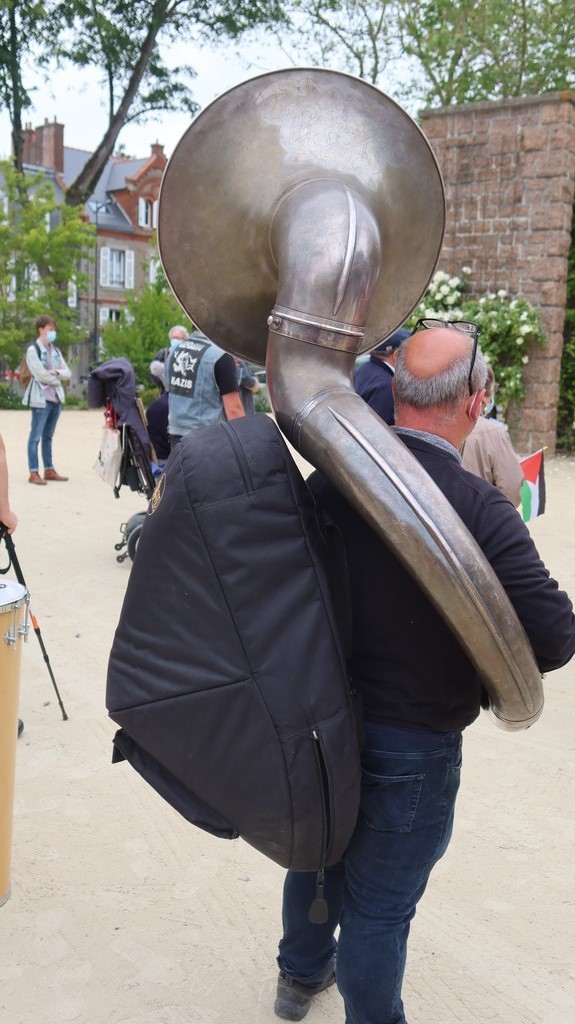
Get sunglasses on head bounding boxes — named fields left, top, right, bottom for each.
left=410, top=318, right=481, bottom=396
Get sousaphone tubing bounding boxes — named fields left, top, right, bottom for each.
left=158, top=68, right=543, bottom=730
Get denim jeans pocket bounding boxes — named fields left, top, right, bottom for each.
left=360, top=768, right=425, bottom=833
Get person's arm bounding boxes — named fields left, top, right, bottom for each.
left=54, top=348, right=71, bottom=382
left=478, top=492, right=575, bottom=672
left=215, top=353, right=245, bottom=420
left=163, top=351, right=172, bottom=393
left=26, top=343, right=57, bottom=385
left=239, top=363, right=260, bottom=393
left=222, top=391, right=246, bottom=420
left=0, top=434, right=17, bottom=533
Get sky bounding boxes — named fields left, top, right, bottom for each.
left=0, top=37, right=312, bottom=162
left=0, top=32, right=416, bottom=165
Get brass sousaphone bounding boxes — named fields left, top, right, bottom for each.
left=158, top=68, right=543, bottom=730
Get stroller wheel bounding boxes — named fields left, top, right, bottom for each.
left=127, top=524, right=143, bottom=561
left=125, top=511, right=146, bottom=535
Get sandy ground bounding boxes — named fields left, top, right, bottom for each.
left=0, top=407, right=574, bottom=1024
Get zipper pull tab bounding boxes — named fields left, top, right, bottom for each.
left=308, top=867, right=329, bottom=924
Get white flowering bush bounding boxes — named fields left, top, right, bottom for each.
left=407, top=269, right=546, bottom=412
left=408, top=268, right=470, bottom=322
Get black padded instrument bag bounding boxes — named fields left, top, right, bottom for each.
left=106, top=414, right=361, bottom=871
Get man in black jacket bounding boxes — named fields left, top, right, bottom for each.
left=353, top=326, right=410, bottom=424
left=274, top=325, right=575, bottom=1024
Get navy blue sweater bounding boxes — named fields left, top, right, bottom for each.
left=354, top=357, right=395, bottom=424
left=310, top=433, right=575, bottom=732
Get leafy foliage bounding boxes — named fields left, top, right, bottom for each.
left=277, top=0, right=575, bottom=108
left=0, top=160, right=93, bottom=367
left=0, top=382, right=23, bottom=409
left=0, top=1, right=47, bottom=168
left=100, top=265, right=192, bottom=385
left=276, top=0, right=398, bottom=86
left=254, top=388, right=271, bottom=413
left=407, top=269, right=546, bottom=413
left=4, top=1, right=286, bottom=206
left=399, top=0, right=575, bottom=106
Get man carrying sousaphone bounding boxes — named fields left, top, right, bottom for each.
left=274, top=324, right=575, bottom=1024
left=145, top=65, right=575, bottom=1024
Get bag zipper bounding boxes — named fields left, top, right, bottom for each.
left=222, top=421, right=254, bottom=492
left=308, top=727, right=333, bottom=925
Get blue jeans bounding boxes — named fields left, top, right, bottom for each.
left=27, top=402, right=61, bottom=472
left=277, top=723, right=463, bottom=1024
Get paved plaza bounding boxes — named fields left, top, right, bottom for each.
left=1, top=409, right=574, bottom=1024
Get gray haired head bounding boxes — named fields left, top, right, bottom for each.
left=168, top=325, right=188, bottom=341
left=395, top=334, right=487, bottom=411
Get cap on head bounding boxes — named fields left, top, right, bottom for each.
left=374, top=327, right=410, bottom=354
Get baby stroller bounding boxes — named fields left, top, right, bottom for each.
left=87, top=357, right=159, bottom=563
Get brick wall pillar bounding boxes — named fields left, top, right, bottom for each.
left=421, top=93, right=575, bottom=454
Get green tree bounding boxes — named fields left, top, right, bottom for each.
left=277, top=0, right=575, bottom=107
left=398, top=0, right=575, bottom=106
left=100, top=266, right=192, bottom=385
left=2, top=0, right=285, bottom=206
left=276, top=0, right=399, bottom=85
left=0, top=1, right=46, bottom=174
left=0, top=160, right=93, bottom=368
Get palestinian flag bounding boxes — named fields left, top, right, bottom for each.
left=520, top=449, right=546, bottom=522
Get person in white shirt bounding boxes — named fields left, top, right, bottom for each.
left=23, top=315, right=71, bottom=485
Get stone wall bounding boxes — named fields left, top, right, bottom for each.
left=421, top=93, right=575, bottom=454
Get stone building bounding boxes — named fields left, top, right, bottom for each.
left=421, top=92, right=575, bottom=454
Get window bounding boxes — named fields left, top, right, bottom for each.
left=99, top=306, right=122, bottom=324
left=149, top=256, right=160, bottom=284
left=67, top=278, right=78, bottom=308
left=138, top=197, right=154, bottom=228
left=109, top=249, right=125, bottom=286
left=100, top=247, right=134, bottom=289
left=28, top=265, right=40, bottom=298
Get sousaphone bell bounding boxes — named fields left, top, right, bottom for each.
left=158, top=68, right=543, bottom=730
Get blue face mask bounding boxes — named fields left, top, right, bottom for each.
left=46, top=329, right=57, bottom=343
left=484, top=399, right=495, bottom=415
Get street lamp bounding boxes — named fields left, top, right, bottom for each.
left=89, top=201, right=110, bottom=364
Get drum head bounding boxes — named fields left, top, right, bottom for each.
left=0, top=580, right=27, bottom=611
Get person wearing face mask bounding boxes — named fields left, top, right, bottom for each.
left=149, top=324, right=190, bottom=392
left=23, top=315, right=71, bottom=485
left=461, top=364, right=524, bottom=507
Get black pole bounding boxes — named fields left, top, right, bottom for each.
left=0, top=526, right=68, bottom=721
left=93, top=219, right=99, bottom=364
